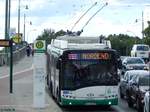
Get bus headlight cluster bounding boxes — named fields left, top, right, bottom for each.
left=62, top=95, right=75, bottom=99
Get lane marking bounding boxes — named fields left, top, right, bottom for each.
left=0, top=104, right=49, bottom=108
left=0, top=64, right=33, bottom=79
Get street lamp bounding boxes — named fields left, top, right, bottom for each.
left=18, top=0, right=28, bottom=41
left=23, top=5, right=29, bottom=42
left=135, top=11, right=145, bottom=39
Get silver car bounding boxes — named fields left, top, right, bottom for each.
left=144, top=91, right=150, bottom=112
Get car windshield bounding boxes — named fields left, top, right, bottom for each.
left=137, top=46, right=149, bottom=51
left=63, top=60, right=118, bottom=89
left=139, top=76, right=150, bottom=86
left=126, top=58, right=144, bottom=64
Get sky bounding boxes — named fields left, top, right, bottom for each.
left=0, top=0, right=150, bottom=45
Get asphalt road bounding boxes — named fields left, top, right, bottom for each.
left=0, top=56, right=139, bottom=112
left=0, top=69, right=138, bottom=112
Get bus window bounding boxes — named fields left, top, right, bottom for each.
left=63, top=60, right=118, bottom=90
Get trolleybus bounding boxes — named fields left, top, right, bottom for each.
left=46, top=36, right=121, bottom=106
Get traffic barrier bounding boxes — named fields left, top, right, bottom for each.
left=0, top=46, right=26, bottom=66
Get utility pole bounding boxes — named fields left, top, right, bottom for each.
left=18, top=0, right=21, bottom=38
left=142, top=11, right=144, bottom=39
left=23, top=13, right=26, bottom=41
left=23, top=5, right=29, bottom=42
left=5, top=0, right=9, bottom=40
left=5, top=0, right=9, bottom=65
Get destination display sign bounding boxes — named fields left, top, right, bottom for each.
left=68, top=53, right=111, bottom=60
left=0, top=39, right=10, bottom=47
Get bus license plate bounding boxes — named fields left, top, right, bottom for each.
left=85, top=102, right=96, bottom=105
left=140, top=52, right=145, bottom=54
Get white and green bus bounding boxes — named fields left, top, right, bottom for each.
left=46, top=36, right=121, bottom=106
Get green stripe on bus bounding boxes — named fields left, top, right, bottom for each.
left=61, top=98, right=118, bottom=106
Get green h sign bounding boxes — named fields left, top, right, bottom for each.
left=34, top=40, right=46, bottom=53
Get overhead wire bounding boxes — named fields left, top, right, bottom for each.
left=81, top=2, right=108, bottom=32
left=70, top=2, right=98, bottom=31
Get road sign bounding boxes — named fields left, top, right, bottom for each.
left=12, top=33, right=22, bottom=43
left=0, top=39, right=10, bottom=47
left=34, top=40, right=46, bottom=53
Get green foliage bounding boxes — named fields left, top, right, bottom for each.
left=36, top=29, right=66, bottom=44
left=143, top=21, right=150, bottom=46
left=108, top=34, right=142, bottom=56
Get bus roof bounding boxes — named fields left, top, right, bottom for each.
left=56, top=35, right=101, bottom=44
left=50, top=35, right=111, bottom=50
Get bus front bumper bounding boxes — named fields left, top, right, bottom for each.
left=61, top=98, right=118, bottom=106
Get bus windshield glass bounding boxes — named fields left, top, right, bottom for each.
left=63, top=59, right=118, bottom=90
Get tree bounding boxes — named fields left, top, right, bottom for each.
left=108, top=34, right=141, bottom=56
left=37, top=29, right=55, bottom=44
left=143, top=21, right=150, bottom=46
left=36, top=29, right=66, bottom=44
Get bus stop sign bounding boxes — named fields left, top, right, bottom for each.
left=34, top=40, right=46, bottom=53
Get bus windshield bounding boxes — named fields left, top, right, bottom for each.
left=62, top=60, right=118, bottom=90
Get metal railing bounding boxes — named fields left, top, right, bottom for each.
left=0, top=46, right=26, bottom=66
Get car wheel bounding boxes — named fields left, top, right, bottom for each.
left=127, top=95, right=133, bottom=107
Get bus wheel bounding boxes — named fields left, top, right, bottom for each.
left=50, top=83, right=54, bottom=99
left=56, top=88, right=60, bottom=104
left=46, top=75, right=49, bottom=85
left=119, top=89, right=124, bottom=99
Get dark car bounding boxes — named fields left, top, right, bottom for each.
left=119, top=70, right=141, bottom=99
left=121, top=57, right=149, bottom=75
left=126, top=71, right=150, bottom=112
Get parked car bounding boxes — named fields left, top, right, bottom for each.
left=119, top=70, right=142, bottom=99
left=144, top=91, right=150, bottom=112
left=121, top=57, right=149, bottom=75
left=126, top=72, right=150, bottom=112
left=131, top=44, right=150, bottom=62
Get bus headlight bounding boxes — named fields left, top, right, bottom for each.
left=108, top=101, right=112, bottom=105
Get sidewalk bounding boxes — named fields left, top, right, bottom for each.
left=0, top=56, right=61, bottom=112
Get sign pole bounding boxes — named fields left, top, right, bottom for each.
left=33, top=40, right=46, bottom=108
left=9, top=39, right=13, bottom=93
